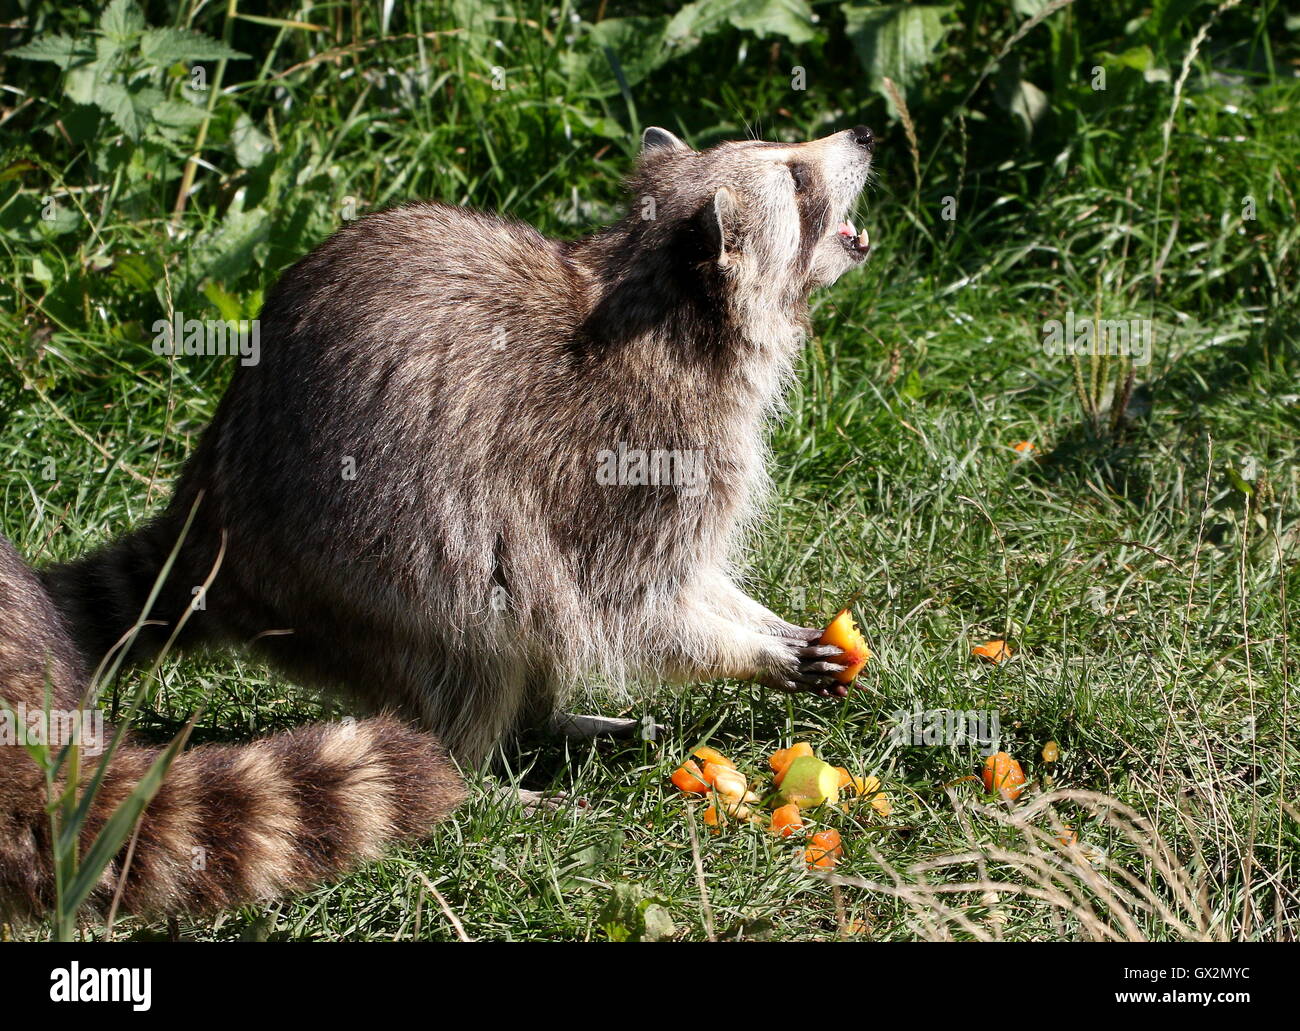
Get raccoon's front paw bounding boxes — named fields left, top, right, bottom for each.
left=763, top=620, right=824, bottom=643
left=756, top=635, right=849, bottom=698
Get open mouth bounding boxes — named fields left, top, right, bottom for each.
left=835, top=219, right=871, bottom=261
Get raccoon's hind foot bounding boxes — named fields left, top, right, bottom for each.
left=495, top=785, right=579, bottom=813
left=548, top=712, right=661, bottom=742
left=758, top=636, right=850, bottom=698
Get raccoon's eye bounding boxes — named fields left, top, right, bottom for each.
left=789, top=163, right=810, bottom=193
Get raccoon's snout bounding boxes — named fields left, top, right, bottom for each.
left=848, top=125, right=875, bottom=151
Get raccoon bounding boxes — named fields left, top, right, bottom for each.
left=0, top=535, right=463, bottom=921
left=40, top=126, right=876, bottom=766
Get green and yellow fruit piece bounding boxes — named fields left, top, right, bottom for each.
left=778, top=756, right=841, bottom=809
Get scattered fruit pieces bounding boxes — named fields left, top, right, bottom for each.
left=770, top=803, right=804, bottom=838
left=671, top=759, right=710, bottom=794
left=817, top=609, right=871, bottom=683
left=972, top=639, right=1013, bottom=664
left=780, top=756, right=842, bottom=809
left=692, top=745, right=735, bottom=770
left=770, top=742, right=814, bottom=786
left=1012, top=441, right=1036, bottom=455
left=982, top=752, right=1027, bottom=800
left=705, top=764, right=759, bottom=806
left=805, top=829, right=843, bottom=870
left=1056, top=826, right=1078, bottom=847
left=1042, top=740, right=1060, bottom=763
left=836, top=769, right=893, bottom=817
left=703, top=801, right=755, bottom=832
left=672, top=743, right=886, bottom=867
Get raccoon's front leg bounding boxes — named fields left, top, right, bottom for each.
left=659, top=587, right=848, bottom=698
left=700, top=572, right=835, bottom=656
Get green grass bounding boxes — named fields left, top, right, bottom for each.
left=1, top=0, right=1297, bottom=940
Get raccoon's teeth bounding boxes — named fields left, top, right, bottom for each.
left=836, top=220, right=855, bottom=238
left=856, top=227, right=870, bottom=251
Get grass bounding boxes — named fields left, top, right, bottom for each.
left=1, top=0, right=1297, bottom=940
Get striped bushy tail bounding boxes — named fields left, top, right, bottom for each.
left=1, top=717, right=464, bottom=922
left=1, top=537, right=465, bottom=922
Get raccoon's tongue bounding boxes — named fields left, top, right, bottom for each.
left=837, top=221, right=871, bottom=251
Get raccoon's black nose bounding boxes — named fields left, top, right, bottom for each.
left=849, top=125, right=874, bottom=150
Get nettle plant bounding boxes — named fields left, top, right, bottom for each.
left=3, top=0, right=265, bottom=335
left=8, top=0, right=247, bottom=197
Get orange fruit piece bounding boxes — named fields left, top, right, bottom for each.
left=700, top=761, right=737, bottom=786
left=805, top=829, right=844, bottom=870
left=770, top=803, right=804, bottom=838
left=770, top=742, right=814, bottom=786
left=1042, top=740, right=1060, bottom=763
left=982, top=752, right=1027, bottom=800
left=817, top=609, right=871, bottom=683
left=671, top=759, right=710, bottom=794
left=837, top=770, right=893, bottom=817
left=692, top=745, right=735, bottom=769
left=972, top=639, right=1013, bottom=664
left=1012, top=441, right=1035, bottom=454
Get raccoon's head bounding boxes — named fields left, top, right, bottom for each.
left=631, top=126, right=874, bottom=302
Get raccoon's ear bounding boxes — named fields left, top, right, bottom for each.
left=703, top=188, right=741, bottom=266
left=641, top=127, right=691, bottom=155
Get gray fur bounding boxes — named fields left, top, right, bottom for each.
left=42, top=128, right=875, bottom=765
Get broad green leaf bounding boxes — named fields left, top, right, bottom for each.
left=99, top=0, right=145, bottom=43
left=63, top=64, right=100, bottom=105
left=996, top=75, right=1049, bottom=137
left=668, top=0, right=817, bottom=47
left=232, top=114, right=274, bottom=169
left=842, top=3, right=954, bottom=99
left=639, top=901, right=677, bottom=941
left=150, top=99, right=208, bottom=130
left=110, top=253, right=159, bottom=292
left=6, top=35, right=93, bottom=68
left=562, top=17, right=670, bottom=97
left=94, top=83, right=163, bottom=140
left=139, top=27, right=248, bottom=66
left=727, top=0, right=818, bottom=45
left=194, top=208, right=271, bottom=285
left=203, top=281, right=245, bottom=323
left=596, top=882, right=677, bottom=942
